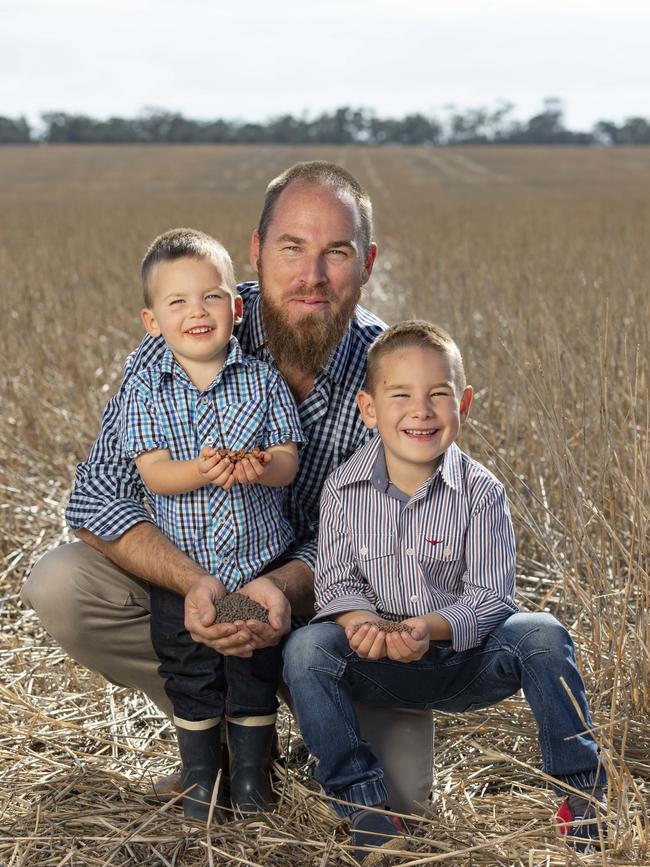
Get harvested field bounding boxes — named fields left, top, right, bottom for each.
left=1, top=144, right=648, bottom=864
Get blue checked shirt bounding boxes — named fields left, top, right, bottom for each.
left=313, top=437, right=518, bottom=652
left=66, top=282, right=386, bottom=573
left=119, top=338, right=303, bottom=589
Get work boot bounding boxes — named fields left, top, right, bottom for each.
left=227, top=716, right=276, bottom=814
left=175, top=719, right=223, bottom=822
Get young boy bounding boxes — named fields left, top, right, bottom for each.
left=119, top=228, right=303, bottom=821
left=283, top=320, right=607, bottom=863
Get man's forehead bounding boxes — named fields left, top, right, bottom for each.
left=271, top=181, right=360, bottom=226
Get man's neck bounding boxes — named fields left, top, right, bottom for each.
left=278, top=363, right=316, bottom=405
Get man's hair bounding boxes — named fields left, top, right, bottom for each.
left=257, top=161, right=374, bottom=257
left=365, top=320, right=467, bottom=396
left=141, top=228, right=236, bottom=307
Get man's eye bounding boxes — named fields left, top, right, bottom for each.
left=283, top=245, right=301, bottom=253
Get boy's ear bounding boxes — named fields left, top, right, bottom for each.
left=459, top=385, right=473, bottom=422
left=356, top=390, right=377, bottom=430
left=233, top=294, right=244, bottom=325
left=140, top=308, right=161, bottom=338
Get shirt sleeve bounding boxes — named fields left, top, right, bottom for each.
left=65, top=335, right=164, bottom=540
left=435, top=484, right=517, bottom=652
left=311, top=479, right=377, bottom=622
left=119, top=378, right=168, bottom=458
left=259, top=368, right=305, bottom=450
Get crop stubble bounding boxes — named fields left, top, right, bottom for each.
left=0, top=145, right=648, bottom=864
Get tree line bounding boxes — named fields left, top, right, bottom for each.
left=2, top=100, right=650, bottom=145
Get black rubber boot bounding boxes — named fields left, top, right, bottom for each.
left=227, top=720, right=275, bottom=814
left=175, top=724, right=224, bottom=823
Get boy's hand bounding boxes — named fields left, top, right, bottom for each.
left=385, top=617, right=430, bottom=662
left=339, top=612, right=388, bottom=660
left=231, top=451, right=272, bottom=485
left=197, top=447, right=235, bottom=488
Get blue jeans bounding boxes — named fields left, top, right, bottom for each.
left=282, top=613, right=606, bottom=817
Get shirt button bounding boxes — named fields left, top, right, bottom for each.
left=410, top=594, right=419, bottom=604
left=360, top=547, right=368, bottom=556
left=443, top=547, right=452, bottom=557
left=406, top=548, right=415, bottom=556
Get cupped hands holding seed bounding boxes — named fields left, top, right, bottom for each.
left=343, top=614, right=431, bottom=662
left=197, top=446, right=272, bottom=489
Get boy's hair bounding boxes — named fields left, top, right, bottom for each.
left=141, top=228, right=236, bottom=307
left=257, top=161, right=373, bottom=257
left=365, top=320, right=467, bottom=395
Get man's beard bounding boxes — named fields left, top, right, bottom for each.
left=259, top=265, right=361, bottom=374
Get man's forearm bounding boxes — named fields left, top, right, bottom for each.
left=263, top=557, right=315, bottom=617
left=75, top=522, right=218, bottom=596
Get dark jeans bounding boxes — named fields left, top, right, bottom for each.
left=151, top=586, right=281, bottom=722
left=283, top=613, right=607, bottom=817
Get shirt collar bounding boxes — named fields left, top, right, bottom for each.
left=337, top=436, right=465, bottom=495
left=159, top=337, right=244, bottom=388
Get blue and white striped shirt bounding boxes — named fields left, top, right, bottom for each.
left=119, top=338, right=303, bottom=589
left=313, top=437, right=518, bottom=652
left=66, top=282, right=386, bottom=572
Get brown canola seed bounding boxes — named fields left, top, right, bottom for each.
left=351, top=619, right=413, bottom=634
left=214, top=447, right=266, bottom=464
left=212, top=592, right=269, bottom=624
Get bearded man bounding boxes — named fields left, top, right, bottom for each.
left=21, top=161, right=433, bottom=813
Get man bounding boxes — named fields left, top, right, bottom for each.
left=21, top=161, right=433, bottom=813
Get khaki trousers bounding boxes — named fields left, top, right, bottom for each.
left=21, top=542, right=434, bottom=814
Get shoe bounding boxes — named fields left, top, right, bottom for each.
left=556, top=791, right=607, bottom=852
left=152, top=769, right=181, bottom=801
left=350, top=808, right=406, bottom=865
left=175, top=723, right=224, bottom=823
left=227, top=719, right=275, bottom=814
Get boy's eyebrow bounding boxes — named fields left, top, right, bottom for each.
left=383, top=381, right=453, bottom=390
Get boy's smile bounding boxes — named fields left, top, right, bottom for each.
left=357, top=346, right=473, bottom=494
left=141, top=256, right=243, bottom=380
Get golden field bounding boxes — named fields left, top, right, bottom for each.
left=0, top=145, right=648, bottom=864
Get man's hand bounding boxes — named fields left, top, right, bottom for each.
left=238, top=576, right=291, bottom=647
left=385, top=617, right=431, bottom=663
left=184, top=575, right=253, bottom=654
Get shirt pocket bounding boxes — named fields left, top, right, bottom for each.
left=352, top=533, right=395, bottom=582
left=220, top=401, right=264, bottom=451
left=418, top=532, right=465, bottom=592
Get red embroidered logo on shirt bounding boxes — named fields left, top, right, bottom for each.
left=426, top=539, right=444, bottom=545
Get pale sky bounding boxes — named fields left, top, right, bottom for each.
left=2, top=0, right=648, bottom=131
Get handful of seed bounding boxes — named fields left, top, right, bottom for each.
left=212, top=592, right=269, bottom=624
left=350, top=619, right=413, bottom=635
left=213, top=448, right=268, bottom=464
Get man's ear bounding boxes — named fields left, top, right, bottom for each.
left=361, top=242, right=378, bottom=285
left=356, top=390, right=377, bottom=430
left=233, top=294, right=244, bottom=325
left=140, top=308, right=161, bottom=338
left=459, top=385, right=473, bottom=422
left=249, top=231, right=261, bottom=274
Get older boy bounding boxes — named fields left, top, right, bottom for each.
left=283, top=321, right=606, bottom=862
left=120, top=228, right=303, bottom=820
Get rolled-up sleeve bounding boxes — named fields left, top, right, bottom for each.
left=311, top=480, right=377, bottom=622
left=65, top=337, right=163, bottom=540
left=436, top=485, right=517, bottom=652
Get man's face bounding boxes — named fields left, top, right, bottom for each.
left=250, top=182, right=377, bottom=372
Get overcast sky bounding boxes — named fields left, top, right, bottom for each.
left=2, top=0, right=648, bottom=130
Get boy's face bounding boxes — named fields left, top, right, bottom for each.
left=357, top=345, right=473, bottom=484
left=141, top=257, right=243, bottom=368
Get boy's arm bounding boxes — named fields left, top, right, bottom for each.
left=230, top=441, right=298, bottom=488
left=134, top=447, right=236, bottom=496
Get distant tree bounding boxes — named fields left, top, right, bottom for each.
left=0, top=115, right=31, bottom=143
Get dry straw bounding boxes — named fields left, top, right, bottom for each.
left=1, top=144, right=648, bottom=864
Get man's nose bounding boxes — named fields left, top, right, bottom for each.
left=300, top=254, right=328, bottom=287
